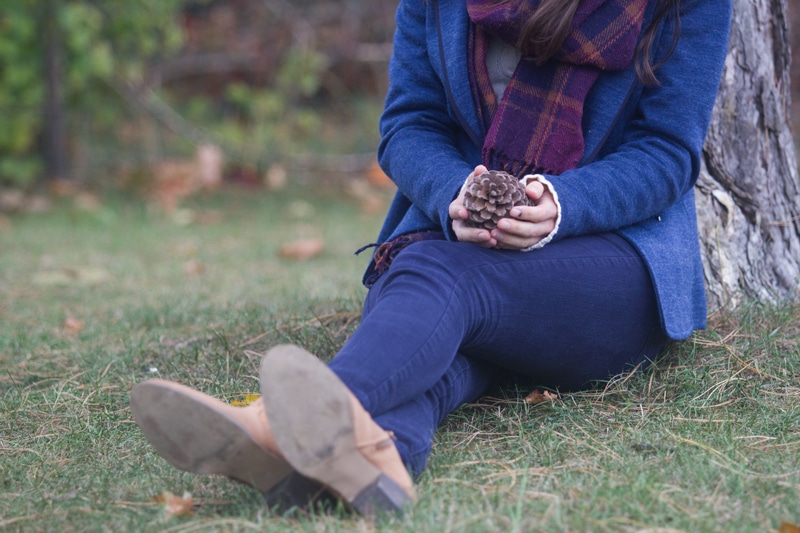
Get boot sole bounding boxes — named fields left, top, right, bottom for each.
left=130, top=379, right=293, bottom=493
left=260, top=345, right=413, bottom=515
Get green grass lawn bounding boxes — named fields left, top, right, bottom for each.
left=1, top=185, right=799, bottom=532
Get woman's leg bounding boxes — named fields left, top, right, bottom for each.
left=372, top=353, right=506, bottom=477
left=338, top=269, right=509, bottom=476
left=330, top=233, right=665, bottom=419
left=259, top=233, right=663, bottom=511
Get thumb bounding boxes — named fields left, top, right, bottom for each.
left=472, top=164, right=488, bottom=177
left=525, top=180, right=545, bottom=200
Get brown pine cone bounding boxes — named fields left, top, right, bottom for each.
left=463, top=170, right=531, bottom=230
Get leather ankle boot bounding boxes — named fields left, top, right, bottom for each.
left=260, top=344, right=417, bottom=515
left=130, top=379, right=292, bottom=492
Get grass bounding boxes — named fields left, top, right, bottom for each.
left=1, top=185, right=799, bottom=532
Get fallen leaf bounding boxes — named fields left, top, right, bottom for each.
left=183, top=259, right=204, bottom=276
left=359, top=193, right=388, bottom=214
left=173, top=241, right=199, bottom=258
left=48, top=180, right=79, bottom=197
left=347, top=179, right=389, bottom=214
left=365, top=159, right=395, bottom=188
left=152, top=491, right=194, bottom=518
left=278, top=238, right=325, bottom=261
left=230, top=393, right=261, bottom=407
left=25, top=195, right=53, bottom=213
left=74, top=192, right=102, bottom=212
left=780, top=522, right=800, bottom=533
left=193, top=209, right=223, bottom=225
left=264, top=163, right=287, bottom=190
left=63, top=317, right=84, bottom=336
left=148, top=147, right=223, bottom=213
left=0, top=189, right=26, bottom=210
left=524, top=389, right=558, bottom=405
left=196, top=143, right=224, bottom=190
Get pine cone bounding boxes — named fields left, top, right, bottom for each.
left=463, top=170, right=531, bottom=230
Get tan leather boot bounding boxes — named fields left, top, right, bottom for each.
left=130, top=379, right=292, bottom=492
left=260, top=344, right=417, bottom=515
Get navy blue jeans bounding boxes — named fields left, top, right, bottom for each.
left=328, top=233, right=666, bottom=476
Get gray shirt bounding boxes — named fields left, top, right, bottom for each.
left=487, top=37, right=521, bottom=100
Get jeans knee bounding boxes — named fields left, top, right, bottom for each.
left=382, top=240, right=463, bottom=286
left=394, top=240, right=453, bottom=266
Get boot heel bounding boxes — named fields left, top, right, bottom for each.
left=263, top=471, right=333, bottom=510
left=351, top=472, right=414, bottom=515
left=261, top=344, right=416, bottom=515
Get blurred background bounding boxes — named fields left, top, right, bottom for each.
left=1, top=1, right=798, bottom=208
left=0, top=0, right=398, bottom=211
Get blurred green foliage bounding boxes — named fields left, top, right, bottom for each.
left=0, top=0, right=392, bottom=189
left=0, top=0, right=186, bottom=186
left=197, top=48, right=329, bottom=164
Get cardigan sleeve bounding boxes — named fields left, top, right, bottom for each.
left=377, top=0, right=478, bottom=238
left=542, top=0, right=732, bottom=240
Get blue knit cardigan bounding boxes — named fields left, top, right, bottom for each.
left=373, top=0, right=732, bottom=340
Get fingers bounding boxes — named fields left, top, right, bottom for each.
left=494, top=215, right=556, bottom=236
left=472, top=164, right=488, bottom=176
left=450, top=165, right=494, bottom=246
left=452, top=218, right=497, bottom=247
left=524, top=180, right=545, bottom=201
left=448, top=200, right=466, bottom=221
left=509, top=201, right=558, bottom=225
left=451, top=198, right=556, bottom=249
left=491, top=220, right=554, bottom=249
left=516, top=184, right=558, bottom=221
left=490, top=190, right=559, bottom=249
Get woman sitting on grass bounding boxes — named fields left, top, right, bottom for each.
left=130, top=0, right=731, bottom=515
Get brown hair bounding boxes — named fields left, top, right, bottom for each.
left=518, top=0, right=681, bottom=86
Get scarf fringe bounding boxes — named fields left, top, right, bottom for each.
left=483, top=147, right=551, bottom=178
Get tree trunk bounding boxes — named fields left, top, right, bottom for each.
left=789, top=1, right=800, bottom=135
left=43, top=0, right=68, bottom=183
left=696, top=0, right=800, bottom=309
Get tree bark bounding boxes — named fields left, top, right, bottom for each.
left=696, top=0, right=800, bottom=309
left=43, top=0, right=68, bottom=183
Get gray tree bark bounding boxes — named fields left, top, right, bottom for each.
left=696, top=0, right=800, bottom=309
left=44, top=0, right=68, bottom=183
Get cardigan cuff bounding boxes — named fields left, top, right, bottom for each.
left=519, top=174, right=561, bottom=252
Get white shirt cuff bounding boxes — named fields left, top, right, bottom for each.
left=519, top=174, right=561, bottom=252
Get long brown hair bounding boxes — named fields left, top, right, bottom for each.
left=518, top=0, right=681, bottom=86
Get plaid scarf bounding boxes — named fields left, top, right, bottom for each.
left=467, top=0, right=648, bottom=176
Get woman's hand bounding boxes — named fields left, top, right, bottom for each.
left=449, top=166, right=559, bottom=250
left=491, top=178, right=558, bottom=250
left=449, top=165, right=498, bottom=248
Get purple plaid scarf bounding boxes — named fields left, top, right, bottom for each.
left=467, top=0, right=648, bottom=176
